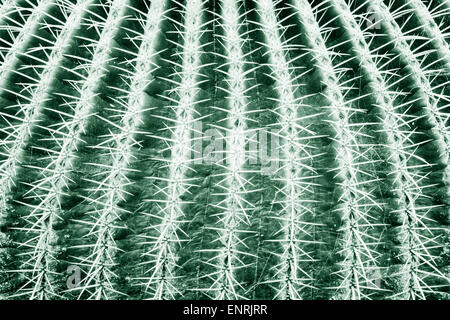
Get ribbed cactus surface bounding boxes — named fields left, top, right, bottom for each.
left=0, top=0, right=449, bottom=300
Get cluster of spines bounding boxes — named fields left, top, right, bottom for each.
left=255, top=0, right=322, bottom=299
left=329, top=0, right=447, bottom=300
left=3, top=0, right=94, bottom=299
left=196, top=0, right=258, bottom=300
left=71, top=0, right=168, bottom=299
left=407, top=0, right=450, bottom=72
left=292, top=0, right=384, bottom=299
left=369, top=0, right=450, bottom=191
left=0, top=0, right=56, bottom=212
left=366, top=0, right=449, bottom=299
left=139, top=0, right=207, bottom=299
left=0, top=0, right=25, bottom=298
left=0, top=0, right=16, bottom=27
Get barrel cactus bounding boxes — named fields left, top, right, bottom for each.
left=0, top=0, right=449, bottom=300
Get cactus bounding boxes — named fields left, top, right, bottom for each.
left=192, top=0, right=258, bottom=300
left=330, top=0, right=448, bottom=300
left=1, top=0, right=94, bottom=299
left=254, top=0, right=323, bottom=300
left=137, top=0, right=207, bottom=300
left=291, top=0, right=385, bottom=299
left=406, top=0, right=450, bottom=71
left=0, top=0, right=449, bottom=300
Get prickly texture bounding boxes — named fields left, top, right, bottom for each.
left=407, top=0, right=450, bottom=71
left=0, top=0, right=449, bottom=300
left=292, top=0, right=385, bottom=300
left=0, top=0, right=94, bottom=299
left=255, top=0, right=321, bottom=300
left=138, top=0, right=206, bottom=300
left=195, top=0, right=257, bottom=300
left=328, top=1, right=448, bottom=297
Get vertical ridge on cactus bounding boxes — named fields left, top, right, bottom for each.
left=192, top=0, right=260, bottom=300
left=255, top=0, right=322, bottom=300
left=330, top=0, right=448, bottom=300
left=292, top=0, right=384, bottom=300
left=69, top=0, right=168, bottom=299
left=138, top=0, right=207, bottom=300
left=369, top=0, right=450, bottom=194
left=36, top=0, right=132, bottom=300
left=407, top=0, right=450, bottom=71
left=366, top=0, right=450, bottom=298
left=2, top=0, right=95, bottom=299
